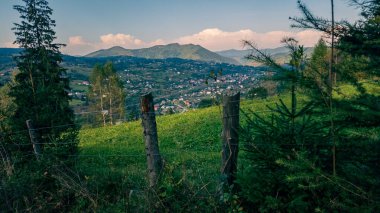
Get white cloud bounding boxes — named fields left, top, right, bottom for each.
left=100, top=33, right=144, bottom=48
left=63, top=36, right=94, bottom=56
left=63, top=28, right=323, bottom=55
left=63, top=34, right=167, bottom=55
left=68, top=36, right=88, bottom=46
left=175, top=28, right=323, bottom=51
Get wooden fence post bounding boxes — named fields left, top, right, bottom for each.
left=221, top=92, right=240, bottom=188
left=140, top=93, right=163, bottom=187
left=26, top=120, right=42, bottom=159
left=0, top=133, right=13, bottom=176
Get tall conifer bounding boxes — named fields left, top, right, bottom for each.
left=11, top=0, right=77, bottom=150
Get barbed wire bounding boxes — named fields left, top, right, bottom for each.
left=4, top=131, right=378, bottom=149
left=2, top=112, right=376, bottom=139
left=3, top=91, right=376, bottom=152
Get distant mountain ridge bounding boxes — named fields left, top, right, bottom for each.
left=85, top=43, right=240, bottom=65
left=217, top=46, right=314, bottom=65
left=0, top=45, right=315, bottom=68
left=0, top=48, right=23, bottom=56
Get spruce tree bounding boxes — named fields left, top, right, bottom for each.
left=11, top=0, right=77, bottom=152
left=339, top=0, right=380, bottom=75
left=240, top=37, right=377, bottom=212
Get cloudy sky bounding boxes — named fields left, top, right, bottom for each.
left=0, top=0, right=360, bottom=55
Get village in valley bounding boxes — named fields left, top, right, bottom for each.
left=65, top=56, right=268, bottom=116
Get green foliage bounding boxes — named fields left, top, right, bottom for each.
left=198, top=98, right=218, bottom=108
left=239, top=99, right=331, bottom=212
left=303, top=39, right=329, bottom=90
left=69, top=97, right=284, bottom=211
left=220, top=186, right=245, bottom=213
left=0, top=1, right=79, bottom=211
left=239, top=90, right=380, bottom=212
left=154, top=161, right=219, bottom=212
left=240, top=34, right=380, bottom=212
left=246, top=86, right=268, bottom=99
left=339, top=0, right=380, bottom=75
left=0, top=155, right=80, bottom=212
left=0, top=84, right=15, bottom=133
left=9, top=0, right=78, bottom=151
left=88, top=62, right=126, bottom=126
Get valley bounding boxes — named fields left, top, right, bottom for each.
left=0, top=45, right=270, bottom=121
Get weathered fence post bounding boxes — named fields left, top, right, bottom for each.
left=221, top=92, right=240, bottom=188
left=26, top=120, right=42, bottom=159
left=0, top=133, right=13, bottom=176
left=140, top=93, right=163, bottom=187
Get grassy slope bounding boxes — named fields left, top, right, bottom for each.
left=75, top=82, right=379, bottom=209
left=76, top=96, right=289, bottom=209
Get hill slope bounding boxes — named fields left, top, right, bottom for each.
left=85, top=43, right=240, bottom=65
left=217, top=46, right=314, bottom=65
left=76, top=83, right=380, bottom=211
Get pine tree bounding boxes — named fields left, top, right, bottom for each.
left=240, top=37, right=376, bottom=212
left=10, top=0, right=77, bottom=152
left=240, top=38, right=328, bottom=211
left=339, top=0, right=380, bottom=75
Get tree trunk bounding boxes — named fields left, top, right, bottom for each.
left=100, top=86, right=106, bottom=126
left=109, top=95, right=113, bottom=125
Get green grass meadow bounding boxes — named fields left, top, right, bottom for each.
left=74, top=96, right=288, bottom=210
left=72, top=82, right=379, bottom=210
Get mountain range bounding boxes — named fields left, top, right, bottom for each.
left=85, top=43, right=240, bottom=65
left=0, top=44, right=315, bottom=69
left=217, top=46, right=314, bottom=65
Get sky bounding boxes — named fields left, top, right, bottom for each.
left=0, top=0, right=361, bottom=55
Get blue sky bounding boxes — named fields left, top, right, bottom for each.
left=0, top=0, right=360, bottom=55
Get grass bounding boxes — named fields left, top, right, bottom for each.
left=70, top=80, right=89, bottom=91
left=73, top=82, right=380, bottom=210
left=74, top=95, right=292, bottom=210
left=333, top=81, right=380, bottom=99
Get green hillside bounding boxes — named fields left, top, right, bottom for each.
left=84, top=46, right=134, bottom=57
left=76, top=97, right=288, bottom=211
left=74, top=82, right=380, bottom=211
left=84, top=43, right=240, bottom=65
left=217, top=47, right=314, bottom=65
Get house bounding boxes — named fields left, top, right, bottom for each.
left=154, top=104, right=160, bottom=111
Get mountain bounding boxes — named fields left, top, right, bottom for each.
left=217, top=46, right=314, bottom=65
left=0, top=48, right=23, bottom=69
left=85, top=43, right=240, bottom=65
left=85, top=46, right=133, bottom=57
left=0, top=48, right=23, bottom=56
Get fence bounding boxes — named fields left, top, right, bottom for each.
left=1, top=91, right=247, bottom=211
left=1, top=92, right=377, bottom=211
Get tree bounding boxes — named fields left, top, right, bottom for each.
left=302, top=39, right=330, bottom=100
left=88, top=62, right=125, bottom=126
left=240, top=38, right=328, bottom=212
left=291, top=0, right=339, bottom=175
left=238, top=1, right=380, bottom=210
left=10, top=0, right=77, bottom=153
left=246, top=86, right=268, bottom=99
left=240, top=36, right=377, bottom=211
left=1, top=1, right=79, bottom=211
left=339, top=0, right=380, bottom=75
left=0, top=84, right=15, bottom=133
